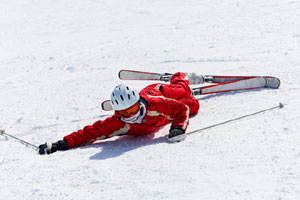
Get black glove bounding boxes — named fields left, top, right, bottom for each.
left=39, top=139, right=69, bottom=155
left=168, top=127, right=186, bottom=142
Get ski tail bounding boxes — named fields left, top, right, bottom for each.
left=263, top=76, right=281, bottom=89
left=119, top=70, right=172, bottom=82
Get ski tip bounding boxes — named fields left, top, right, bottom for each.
left=0, top=129, right=5, bottom=135
left=118, top=70, right=123, bottom=80
left=101, top=100, right=114, bottom=111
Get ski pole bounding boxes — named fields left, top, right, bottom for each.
left=187, top=103, right=285, bottom=135
left=0, top=129, right=39, bottom=150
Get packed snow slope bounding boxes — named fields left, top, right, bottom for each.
left=1, top=0, right=300, bottom=199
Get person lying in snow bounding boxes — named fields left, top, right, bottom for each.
left=39, top=72, right=200, bottom=154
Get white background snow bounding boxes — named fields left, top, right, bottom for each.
left=1, top=0, right=300, bottom=199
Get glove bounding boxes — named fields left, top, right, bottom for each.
left=168, top=126, right=186, bottom=143
left=39, top=139, right=69, bottom=155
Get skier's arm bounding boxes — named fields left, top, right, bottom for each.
left=39, top=115, right=126, bottom=154
left=149, top=96, right=190, bottom=131
left=64, top=115, right=126, bottom=148
left=164, top=99, right=190, bottom=131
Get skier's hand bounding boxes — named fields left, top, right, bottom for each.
left=39, top=140, right=69, bottom=155
left=168, top=127, right=186, bottom=143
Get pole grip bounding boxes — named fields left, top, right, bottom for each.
left=0, top=130, right=5, bottom=135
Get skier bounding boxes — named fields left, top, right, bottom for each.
left=39, top=72, right=200, bottom=154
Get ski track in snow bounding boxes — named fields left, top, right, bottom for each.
left=1, top=0, right=300, bottom=199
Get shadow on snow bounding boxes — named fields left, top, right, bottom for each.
left=82, top=131, right=168, bottom=160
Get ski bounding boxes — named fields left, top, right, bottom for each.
left=119, top=70, right=173, bottom=82
left=101, top=70, right=280, bottom=111
left=101, top=77, right=278, bottom=111
left=119, top=69, right=280, bottom=87
left=192, top=76, right=280, bottom=95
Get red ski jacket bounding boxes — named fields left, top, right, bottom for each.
left=64, top=72, right=200, bottom=148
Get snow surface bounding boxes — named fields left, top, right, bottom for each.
left=1, top=0, right=300, bottom=199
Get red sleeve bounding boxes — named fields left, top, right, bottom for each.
left=64, top=115, right=127, bottom=148
left=147, top=96, right=190, bottom=131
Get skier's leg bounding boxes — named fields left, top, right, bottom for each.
left=160, top=72, right=192, bottom=100
left=178, top=96, right=200, bottom=115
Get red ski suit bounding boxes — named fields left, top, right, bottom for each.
left=64, top=72, right=200, bottom=148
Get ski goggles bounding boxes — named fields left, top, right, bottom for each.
left=117, top=102, right=140, bottom=118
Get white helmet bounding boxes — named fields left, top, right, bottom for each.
left=110, top=84, right=140, bottom=111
